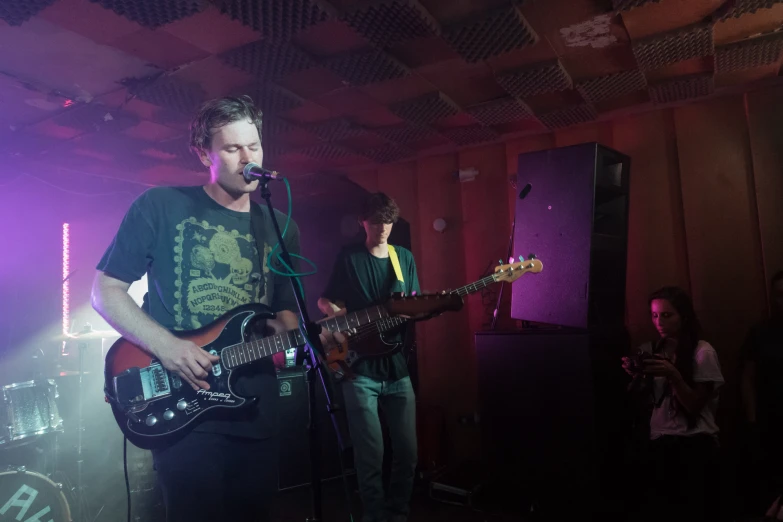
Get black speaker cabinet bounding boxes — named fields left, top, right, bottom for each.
left=512, top=143, right=630, bottom=329
left=276, top=367, right=353, bottom=490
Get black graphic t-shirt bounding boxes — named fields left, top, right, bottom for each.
left=322, top=244, right=420, bottom=381
left=97, top=186, right=299, bottom=439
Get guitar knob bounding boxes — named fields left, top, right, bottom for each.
left=163, top=410, right=175, bottom=421
left=145, top=415, right=158, bottom=427
left=176, top=400, right=187, bottom=411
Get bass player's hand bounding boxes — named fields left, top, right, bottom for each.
left=320, top=328, right=347, bottom=349
left=148, top=336, right=220, bottom=391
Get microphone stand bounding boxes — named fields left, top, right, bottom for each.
left=490, top=216, right=515, bottom=330
left=256, top=179, right=342, bottom=522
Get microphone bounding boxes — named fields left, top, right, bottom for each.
left=242, top=162, right=284, bottom=183
left=519, top=183, right=532, bottom=200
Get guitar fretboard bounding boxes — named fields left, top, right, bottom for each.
left=220, top=305, right=390, bottom=370
left=366, top=274, right=501, bottom=338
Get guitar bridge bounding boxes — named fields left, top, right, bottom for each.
left=114, top=363, right=171, bottom=407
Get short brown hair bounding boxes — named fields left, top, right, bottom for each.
left=359, top=193, right=399, bottom=224
left=189, top=95, right=262, bottom=153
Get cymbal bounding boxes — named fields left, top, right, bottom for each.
left=55, top=330, right=119, bottom=341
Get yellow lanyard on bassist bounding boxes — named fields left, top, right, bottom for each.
left=387, top=245, right=404, bottom=285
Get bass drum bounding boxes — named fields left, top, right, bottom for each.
left=0, top=469, right=71, bottom=521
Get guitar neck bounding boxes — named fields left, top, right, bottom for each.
left=371, top=274, right=501, bottom=336
left=220, top=306, right=390, bottom=370
left=451, top=273, right=499, bottom=297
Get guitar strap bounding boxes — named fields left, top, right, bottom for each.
left=387, top=245, right=404, bottom=285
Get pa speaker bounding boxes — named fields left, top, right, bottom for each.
left=512, top=143, right=630, bottom=329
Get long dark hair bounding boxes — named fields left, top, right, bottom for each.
left=649, top=286, right=701, bottom=387
left=649, top=287, right=704, bottom=427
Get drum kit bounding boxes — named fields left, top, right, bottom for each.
left=0, top=326, right=162, bottom=522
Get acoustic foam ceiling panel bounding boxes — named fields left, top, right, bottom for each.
left=613, top=0, right=661, bottom=10
left=466, top=97, right=533, bottom=126
left=262, top=116, right=299, bottom=142
left=441, top=124, right=500, bottom=146
left=374, top=122, right=438, bottom=144
left=632, top=22, right=714, bottom=70
left=324, top=48, right=410, bottom=86
left=157, top=139, right=205, bottom=171
left=443, top=6, right=538, bottom=63
left=307, top=118, right=368, bottom=142
left=538, top=104, right=597, bottom=129
left=0, top=0, right=57, bottom=26
left=251, top=83, right=305, bottom=115
left=215, top=0, right=331, bottom=40
left=576, top=69, right=648, bottom=104
left=716, top=32, right=783, bottom=72
left=341, top=0, right=441, bottom=48
left=88, top=0, right=206, bottom=28
left=389, top=91, right=460, bottom=125
left=648, top=73, right=714, bottom=104
left=496, top=60, right=573, bottom=99
left=129, top=75, right=207, bottom=115
left=299, top=143, right=353, bottom=159
left=52, top=104, right=139, bottom=133
left=719, top=0, right=783, bottom=20
left=221, top=40, right=316, bottom=80
left=359, top=143, right=413, bottom=163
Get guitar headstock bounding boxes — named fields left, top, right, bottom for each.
left=493, top=255, right=543, bottom=283
left=384, top=293, right=464, bottom=318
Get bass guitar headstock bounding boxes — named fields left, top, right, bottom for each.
left=493, top=255, right=543, bottom=283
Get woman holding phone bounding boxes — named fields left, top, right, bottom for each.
left=622, top=286, right=724, bottom=522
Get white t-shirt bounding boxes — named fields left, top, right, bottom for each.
left=640, top=340, right=724, bottom=439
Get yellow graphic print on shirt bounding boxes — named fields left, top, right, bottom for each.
left=172, top=217, right=271, bottom=330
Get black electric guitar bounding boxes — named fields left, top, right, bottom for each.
left=104, top=294, right=462, bottom=449
left=325, top=256, right=543, bottom=376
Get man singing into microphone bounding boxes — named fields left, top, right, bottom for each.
left=92, top=95, right=343, bottom=522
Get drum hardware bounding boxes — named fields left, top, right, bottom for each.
left=54, top=323, right=116, bottom=522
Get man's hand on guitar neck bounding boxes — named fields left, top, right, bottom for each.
left=276, top=310, right=347, bottom=357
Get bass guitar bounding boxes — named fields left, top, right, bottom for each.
left=104, top=294, right=462, bottom=449
left=325, top=256, right=543, bottom=376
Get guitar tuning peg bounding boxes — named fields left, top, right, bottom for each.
left=528, top=253, right=537, bottom=260
left=498, top=259, right=504, bottom=266
left=518, top=255, right=524, bottom=262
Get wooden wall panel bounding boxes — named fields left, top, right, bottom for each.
left=458, top=144, right=511, bottom=334
left=553, top=120, right=613, bottom=148
left=414, top=154, right=471, bottom=417
left=377, top=161, right=421, bottom=261
left=613, top=110, right=691, bottom=344
left=344, top=169, right=379, bottom=193
left=673, top=96, right=767, bottom=363
left=745, top=86, right=783, bottom=307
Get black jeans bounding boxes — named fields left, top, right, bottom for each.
left=640, top=434, right=719, bottom=522
left=152, top=431, right=278, bottom=522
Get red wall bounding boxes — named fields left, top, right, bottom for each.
left=347, top=84, right=783, bottom=462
